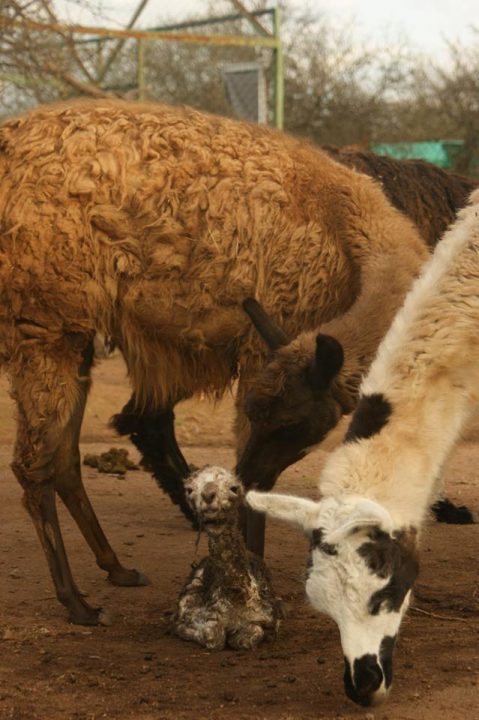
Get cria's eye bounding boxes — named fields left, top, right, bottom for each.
left=186, top=487, right=194, bottom=495
left=230, top=485, right=240, bottom=494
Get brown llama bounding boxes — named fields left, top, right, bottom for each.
left=0, top=97, right=455, bottom=624
left=114, top=147, right=478, bottom=553
left=233, top=156, right=478, bottom=553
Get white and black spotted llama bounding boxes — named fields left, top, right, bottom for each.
left=173, top=466, right=282, bottom=650
left=247, top=189, right=479, bottom=706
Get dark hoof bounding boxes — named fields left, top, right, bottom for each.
left=68, top=605, right=113, bottom=626
left=431, top=498, right=477, bottom=524
left=108, top=568, right=150, bottom=587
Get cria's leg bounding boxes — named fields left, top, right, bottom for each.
left=54, top=345, right=148, bottom=587
left=12, top=342, right=108, bottom=625
left=174, top=567, right=226, bottom=650
left=176, top=615, right=226, bottom=651
left=111, top=395, right=195, bottom=524
left=227, top=623, right=265, bottom=650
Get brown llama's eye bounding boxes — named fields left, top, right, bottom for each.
left=186, top=487, right=194, bottom=495
left=230, top=485, right=240, bottom=494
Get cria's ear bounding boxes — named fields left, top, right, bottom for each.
left=324, top=498, right=394, bottom=545
left=246, top=491, right=320, bottom=533
left=308, top=334, right=344, bottom=392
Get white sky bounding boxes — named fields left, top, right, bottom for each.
left=56, top=1, right=478, bottom=60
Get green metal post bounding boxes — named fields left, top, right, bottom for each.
left=96, top=38, right=104, bottom=77
left=273, top=6, right=284, bottom=130
left=137, top=38, right=145, bottom=100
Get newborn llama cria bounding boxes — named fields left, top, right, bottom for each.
left=247, top=189, right=479, bottom=706
left=174, top=466, right=281, bottom=650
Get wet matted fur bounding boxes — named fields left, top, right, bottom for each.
left=173, top=466, right=282, bottom=650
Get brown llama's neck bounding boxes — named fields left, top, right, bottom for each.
left=321, top=247, right=428, bottom=412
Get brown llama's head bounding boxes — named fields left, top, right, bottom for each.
left=237, top=299, right=349, bottom=490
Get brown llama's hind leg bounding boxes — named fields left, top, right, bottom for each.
left=19, top=481, right=109, bottom=625
left=11, top=342, right=115, bottom=625
left=54, top=345, right=148, bottom=588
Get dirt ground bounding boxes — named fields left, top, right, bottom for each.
left=0, top=355, right=478, bottom=720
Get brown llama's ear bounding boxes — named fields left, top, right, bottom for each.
left=307, top=334, right=344, bottom=391
left=242, top=298, right=290, bottom=350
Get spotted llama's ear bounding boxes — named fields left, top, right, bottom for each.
left=246, top=491, right=320, bottom=533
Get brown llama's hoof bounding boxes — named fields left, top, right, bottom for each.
left=107, top=568, right=150, bottom=587
left=68, top=605, right=113, bottom=627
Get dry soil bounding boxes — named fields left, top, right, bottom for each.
left=0, top=355, right=478, bottom=720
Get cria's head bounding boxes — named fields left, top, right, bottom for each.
left=185, top=466, right=243, bottom=535
left=246, top=490, right=419, bottom=707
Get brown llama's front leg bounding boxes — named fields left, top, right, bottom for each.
left=235, top=374, right=266, bottom=558
left=173, top=562, right=227, bottom=650
left=111, top=395, right=195, bottom=523
left=11, top=343, right=111, bottom=624
left=54, top=346, right=148, bottom=588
